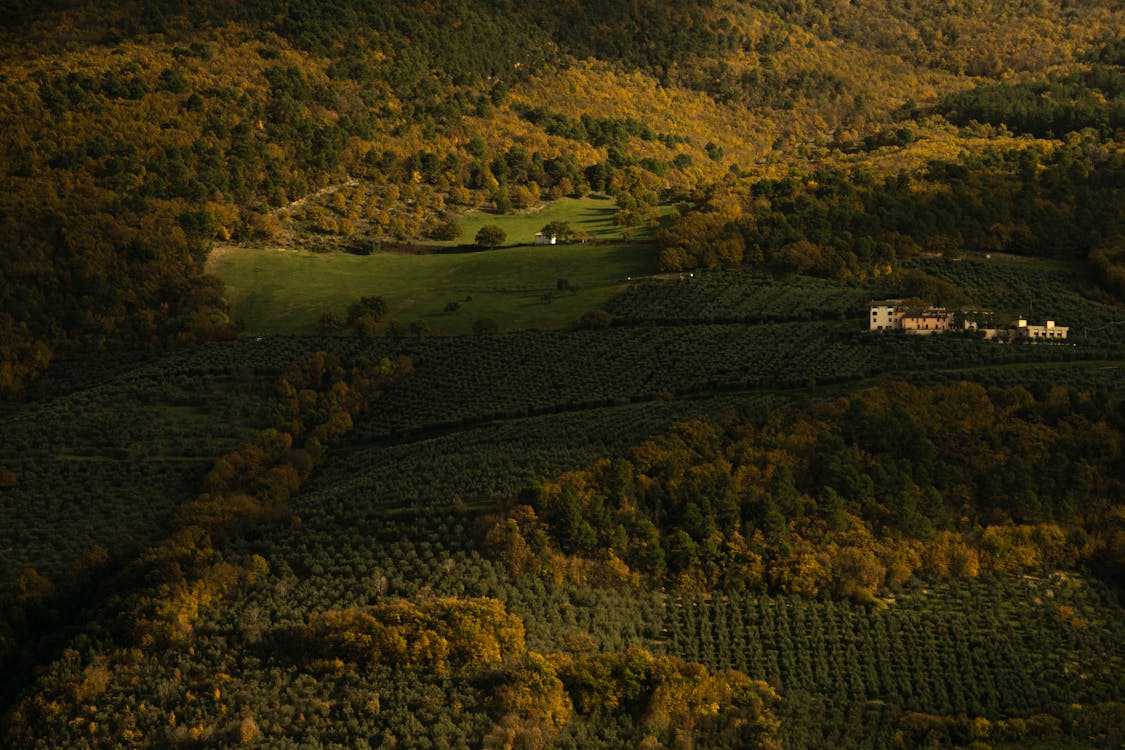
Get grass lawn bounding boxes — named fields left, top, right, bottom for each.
left=208, top=241, right=658, bottom=335
left=440, top=195, right=667, bottom=246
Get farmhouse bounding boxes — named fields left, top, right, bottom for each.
left=899, top=308, right=953, bottom=335
left=869, top=300, right=953, bottom=334
left=533, top=232, right=557, bottom=245
left=868, top=302, right=1070, bottom=341
left=869, top=299, right=903, bottom=331
left=1017, top=318, right=1069, bottom=340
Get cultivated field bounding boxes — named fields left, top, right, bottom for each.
left=9, top=246, right=1124, bottom=750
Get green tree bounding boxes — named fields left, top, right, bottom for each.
left=428, top=215, right=463, bottom=241
left=346, top=296, right=387, bottom=324
left=541, top=221, right=572, bottom=243
left=475, top=225, right=507, bottom=248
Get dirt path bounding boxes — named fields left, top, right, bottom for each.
left=284, top=178, right=358, bottom=214
left=205, top=179, right=365, bottom=270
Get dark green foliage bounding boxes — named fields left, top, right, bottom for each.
left=332, top=327, right=1112, bottom=449
left=668, top=579, right=1124, bottom=748
left=604, top=271, right=874, bottom=324
left=475, top=224, right=507, bottom=248
left=427, top=214, right=463, bottom=241
left=505, top=381, right=1125, bottom=594
left=346, top=295, right=387, bottom=324
left=3, top=7, right=1125, bottom=745
left=517, top=106, right=688, bottom=155
left=660, top=143, right=1125, bottom=280
left=3, top=285, right=1123, bottom=746
left=543, top=222, right=575, bottom=244
left=900, top=257, right=1125, bottom=344
left=937, top=57, right=1125, bottom=137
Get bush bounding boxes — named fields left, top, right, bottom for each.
left=428, top=216, right=463, bottom=241
left=348, top=238, right=378, bottom=255
left=347, top=296, right=387, bottom=324
left=475, top=225, right=507, bottom=248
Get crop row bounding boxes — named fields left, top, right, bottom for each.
left=6, top=322, right=1116, bottom=581
left=0, top=458, right=209, bottom=580
left=308, top=391, right=791, bottom=515
left=663, top=576, right=1123, bottom=741
left=602, top=270, right=872, bottom=324
left=372, top=322, right=1114, bottom=440
left=905, top=257, right=1125, bottom=343
left=210, top=517, right=1122, bottom=749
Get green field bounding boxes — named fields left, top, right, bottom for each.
left=208, top=240, right=658, bottom=334
left=439, top=195, right=665, bottom=246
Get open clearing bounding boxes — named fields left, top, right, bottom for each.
left=436, top=195, right=671, bottom=246
left=207, top=241, right=658, bottom=335
left=441, top=196, right=636, bottom=245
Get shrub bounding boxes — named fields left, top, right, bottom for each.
left=475, top=225, right=507, bottom=248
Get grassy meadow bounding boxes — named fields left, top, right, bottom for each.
left=438, top=195, right=662, bottom=245
left=207, top=240, right=658, bottom=335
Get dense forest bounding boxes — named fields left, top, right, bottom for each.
left=1, top=0, right=1124, bottom=747
left=2, top=0, right=1123, bottom=390
left=494, top=382, right=1125, bottom=599
left=655, top=137, right=1125, bottom=284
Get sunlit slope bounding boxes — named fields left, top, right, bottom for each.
left=208, top=242, right=657, bottom=335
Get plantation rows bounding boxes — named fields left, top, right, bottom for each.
left=602, top=271, right=872, bottom=324
left=211, top=513, right=1121, bottom=749
left=0, top=377, right=266, bottom=460
left=776, top=694, right=901, bottom=750
left=189, top=514, right=674, bottom=748
left=17, top=258, right=1116, bottom=411
left=0, top=360, right=276, bottom=580
left=5, top=321, right=1114, bottom=583
left=10, top=375, right=1118, bottom=749
left=0, top=459, right=207, bottom=579
left=311, top=392, right=791, bottom=515
left=667, top=594, right=1039, bottom=715
left=865, top=329, right=1111, bottom=371
left=4, top=291, right=1121, bottom=748
left=904, top=257, right=1125, bottom=343
left=343, top=323, right=852, bottom=438
left=221, top=511, right=663, bottom=655
left=349, top=323, right=1092, bottom=441
left=663, top=577, right=1124, bottom=746
left=13, top=311, right=1114, bottom=463
left=3, top=312, right=1118, bottom=589
left=906, top=360, right=1125, bottom=397
left=19, top=337, right=334, bottom=404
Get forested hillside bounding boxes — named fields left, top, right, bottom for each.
left=2, top=0, right=1123, bottom=390
left=493, top=382, right=1125, bottom=598
left=2, top=1, right=1124, bottom=748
